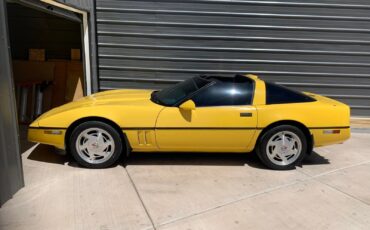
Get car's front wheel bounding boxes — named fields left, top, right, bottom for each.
left=256, top=125, right=307, bottom=170
left=69, top=121, right=123, bottom=168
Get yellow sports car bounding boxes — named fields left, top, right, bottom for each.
left=28, top=74, right=350, bottom=170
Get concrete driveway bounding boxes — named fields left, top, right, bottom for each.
left=1, top=130, right=370, bottom=230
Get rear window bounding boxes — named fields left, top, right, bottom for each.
left=265, top=82, right=316, bottom=105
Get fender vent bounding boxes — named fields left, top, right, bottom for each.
left=137, top=130, right=154, bottom=146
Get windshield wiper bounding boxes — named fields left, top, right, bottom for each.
left=150, top=90, right=158, bottom=101
left=150, top=90, right=163, bottom=105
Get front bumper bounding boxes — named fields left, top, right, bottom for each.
left=28, top=127, right=66, bottom=149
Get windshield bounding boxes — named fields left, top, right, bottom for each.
left=151, top=77, right=212, bottom=106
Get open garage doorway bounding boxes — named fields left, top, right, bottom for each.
left=1, top=0, right=92, bottom=205
left=6, top=1, right=86, bottom=153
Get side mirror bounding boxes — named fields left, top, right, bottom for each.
left=179, top=100, right=196, bottom=111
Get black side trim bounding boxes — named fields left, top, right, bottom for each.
left=121, top=127, right=154, bottom=130
left=121, top=127, right=257, bottom=130
left=255, top=126, right=350, bottom=130
left=29, top=126, right=350, bottom=131
left=29, top=127, right=67, bottom=130
left=308, top=126, right=350, bottom=129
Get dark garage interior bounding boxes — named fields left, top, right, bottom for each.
left=7, top=2, right=84, bottom=151
left=1, top=0, right=86, bottom=205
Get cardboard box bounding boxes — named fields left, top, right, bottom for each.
left=12, top=60, right=54, bottom=84
left=29, top=49, right=45, bottom=61
left=71, top=49, right=81, bottom=60
left=65, top=61, right=84, bottom=102
left=48, top=60, right=68, bottom=107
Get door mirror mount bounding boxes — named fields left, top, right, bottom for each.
left=179, top=100, right=196, bottom=111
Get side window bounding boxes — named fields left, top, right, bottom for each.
left=191, top=78, right=254, bottom=107
left=265, top=82, right=316, bottom=104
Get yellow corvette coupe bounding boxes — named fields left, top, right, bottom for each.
left=28, top=74, right=350, bottom=170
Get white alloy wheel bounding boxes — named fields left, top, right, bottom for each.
left=75, top=127, right=116, bottom=164
left=265, top=131, right=302, bottom=166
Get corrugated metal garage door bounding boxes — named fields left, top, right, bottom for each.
left=96, top=0, right=370, bottom=116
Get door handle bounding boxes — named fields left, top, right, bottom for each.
left=240, top=112, right=253, bottom=117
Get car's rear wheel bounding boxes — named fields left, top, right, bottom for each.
left=69, top=121, right=123, bottom=168
left=256, top=125, right=307, bottom=170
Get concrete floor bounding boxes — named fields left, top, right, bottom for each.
left=1, top=131, right=370, bottom=230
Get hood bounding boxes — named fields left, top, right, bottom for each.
left=89, top=89, right=153, bottom=102
left=65, top=89, right=154, bottom=107
left=35, top=89, right=155, bottom=121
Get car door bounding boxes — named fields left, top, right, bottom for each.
left=155, top=76, right=258, bottom=152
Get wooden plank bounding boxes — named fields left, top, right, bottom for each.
left=65, top=61, right=84, bottom=102
left=47, top=60, right=68, bottom=107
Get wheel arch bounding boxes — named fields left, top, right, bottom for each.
left=256, top=120, right=313, bottom=155
left=65, top=116, right=131, bottom=155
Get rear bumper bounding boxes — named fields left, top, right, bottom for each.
left=310, top=127, right=350, bottom=147
left=28, top=127, right=66, bottom=149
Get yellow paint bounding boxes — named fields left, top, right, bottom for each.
left=28, top=75, right=350, bottom=152
left=155, top=105, right=257, bottom=152
left=179, top=99, right=196, bottom=110
left=310, top=128, right=350, bottom=147
left=28, top=128, right=65, bottom=149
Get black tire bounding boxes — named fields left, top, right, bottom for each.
left=68, top=121, right=124, bottom=168
left=256, top=125, right=307, bottom=170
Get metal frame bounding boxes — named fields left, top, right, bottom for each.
left=41, top=0, right=93, bottom=95
left=49, top=0, right=99, bottom=94
left=0, top=0, right=24, bottom=206
left=0, top=0, right=97, bottom=205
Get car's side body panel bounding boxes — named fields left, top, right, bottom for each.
left=155, top=105, right=258, bottom=152
left=255, top=93, right=350, bottom=148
